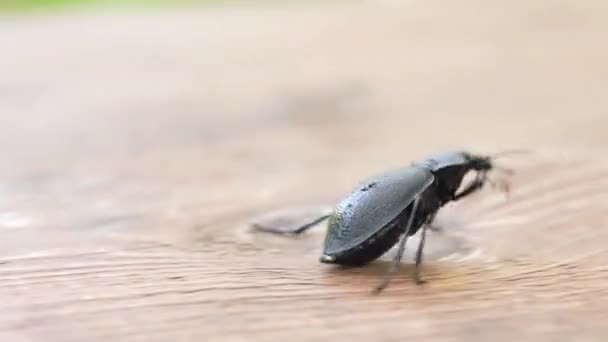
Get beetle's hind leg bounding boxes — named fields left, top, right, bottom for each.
left=251, top=214, right=331, bottom=235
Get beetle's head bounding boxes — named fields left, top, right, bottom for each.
left=462, top=149, right=528, bottom=195
left=464, top=153, right=493, bottom=172
left=466, top=149, right=529, bottom=173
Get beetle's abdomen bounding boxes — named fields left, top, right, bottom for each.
left=321, top=208, right=410, bottom=266
left=321, top=185, right=439, bottom=266
left=321, top=218, right=402, bottom=266
left=321, top=166, right=434, bottom=258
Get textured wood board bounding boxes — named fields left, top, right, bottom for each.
left=1, top=2, right=608, bottom=341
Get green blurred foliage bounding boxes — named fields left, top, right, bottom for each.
left=0, top=0, right=218, bottom=10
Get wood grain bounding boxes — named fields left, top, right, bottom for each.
left=1, top=2, right=608, bottom=341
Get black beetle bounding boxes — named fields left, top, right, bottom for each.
left=254, top=150, right=515, bottom=292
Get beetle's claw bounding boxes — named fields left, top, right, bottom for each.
left=414, top=277, right=428, bottom=285
left=372, top=281, right=390, bottom=295
left=251, top=223, right=292, bottom=235
left=428, top=224, right=443, bottom=233
left=488, top=177, right=512, bottom=198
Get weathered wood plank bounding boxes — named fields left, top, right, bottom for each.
left=1, top=1, right=608, bottom=341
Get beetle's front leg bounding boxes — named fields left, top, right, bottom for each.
left=453, top=172, right=487, bottom=201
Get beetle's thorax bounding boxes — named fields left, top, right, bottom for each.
left=415, top=151, right=469, bottom=172
left=416, top=182, right=443, bottom=218
left=431, top=165, right=471, bottom=204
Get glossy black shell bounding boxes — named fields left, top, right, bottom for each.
left=416, top=150, right=469, bottom=171
left=322, top=165, right=434, bottom=264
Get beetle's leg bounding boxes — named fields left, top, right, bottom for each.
left=488, top=176, right=511, bottom=196
left=453, top=172, right=487, bottom=201
left=426, top=213, right=442, bottom=232
left=252, top=214, right=331, bottom=235
left=414, top=224, right=428, bottom=285
left=373, top=196, right=421, bottom=294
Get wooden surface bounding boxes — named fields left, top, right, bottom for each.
left=1, top=1, right=608, bottom=341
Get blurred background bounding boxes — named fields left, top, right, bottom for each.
left=1, top=1, right=608, bottom=341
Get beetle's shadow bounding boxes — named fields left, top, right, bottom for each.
left=320, top=261, right=448, bottom=292
left=319, top=227, right=487, bottom=292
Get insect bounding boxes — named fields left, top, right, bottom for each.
left=253, top=150, right=517, bottom=293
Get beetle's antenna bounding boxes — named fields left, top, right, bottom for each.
left=490, top=149, right=532, bottom=159
left=492, top=164, right=515, bottom=176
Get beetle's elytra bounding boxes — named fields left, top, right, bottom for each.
left=253, top=150, right=515, bottom=293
